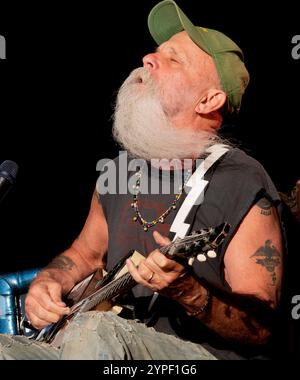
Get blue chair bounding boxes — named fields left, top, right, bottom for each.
left=0, top=268, right=40, bottom=335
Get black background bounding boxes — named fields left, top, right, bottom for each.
left=0, top=0, right=299, bottom=274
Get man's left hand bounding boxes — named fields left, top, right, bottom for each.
left=126, top=230, right=186, bottom=292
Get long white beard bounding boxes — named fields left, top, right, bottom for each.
left=112, top=67, right=220, bottom=160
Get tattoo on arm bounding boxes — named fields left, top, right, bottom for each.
left=46, top=255, right=76, bottom=272
left=256, top=197, right=272, bottom=216
left=251, top=240, right=281, bottom=286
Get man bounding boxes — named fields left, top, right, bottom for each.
left=0, top=0, right=285, bottom=359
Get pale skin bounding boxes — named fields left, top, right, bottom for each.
left=25, top=32, right=283, bottom=346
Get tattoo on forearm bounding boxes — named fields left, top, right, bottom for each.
left=256, top=197, right=272, bottom=216
left=251, top=240, right=281, bottom=286
left=46, top=255, right=76, bottom=271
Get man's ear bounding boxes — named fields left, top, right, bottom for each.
left=195, top=89, right=227, bottom=115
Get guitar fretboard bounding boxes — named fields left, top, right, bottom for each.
left=71, top=271, right=136, bottom=314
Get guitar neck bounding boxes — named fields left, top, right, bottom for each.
left=70, top=271, right=137, bottom=314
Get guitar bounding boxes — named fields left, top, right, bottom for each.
left=35, top=222, right=230, bottom=347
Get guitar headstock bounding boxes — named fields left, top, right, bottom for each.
left=164, top=222, right=230, bottom=266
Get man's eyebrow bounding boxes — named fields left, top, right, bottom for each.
left=156, top=45, right=178, bottom=54
left=155, top=45, right=187, bottom=61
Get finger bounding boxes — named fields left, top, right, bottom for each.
left=29, top=314, right=53, bottom=330
left=137, top=260, right=157, bottom=282
left=144, top=253, right=186, bottom=288
left=47, top=283, right=66, bottom=307
left=26, top=297, right=63, bottom=327
left=126, top=259, right=156, bottom=287
left=149, top=249, right=184, bottom=273
left=41, top=294, right=70, bottom=315
left=153, top=231, right=171, bottom=246
left=27, top=287, right=70, bottom=316
left=126, top=259, right=144, bottom=283
left=127, top=258, right=170, bottom=292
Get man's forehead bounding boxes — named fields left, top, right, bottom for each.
left=160, top=31, right=210, bottom=61
left=164, top=30, right=190, bottom=46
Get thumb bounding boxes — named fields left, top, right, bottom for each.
left=153, top=230, right=171, bottom=247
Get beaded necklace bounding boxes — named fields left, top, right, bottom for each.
left=131, top=166, right=192, bottom=232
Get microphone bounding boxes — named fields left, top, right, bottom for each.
left=0, top=160, right=19, bottom=203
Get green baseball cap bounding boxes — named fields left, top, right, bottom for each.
left=148, top=0, right=250, bottom=114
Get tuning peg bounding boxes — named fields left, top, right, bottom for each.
left=188, top=257, right=195, bottom=266
left=197, top=254, right=207, bottom=262
left=207, top=250, right=217, bottom=259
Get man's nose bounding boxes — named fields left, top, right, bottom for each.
left=143, top=53, right=160, bottom=72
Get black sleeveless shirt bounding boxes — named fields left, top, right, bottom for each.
left=97, top=148, right=285, bottom=358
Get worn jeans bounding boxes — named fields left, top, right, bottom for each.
left=0, top=311, right=217, bottom=360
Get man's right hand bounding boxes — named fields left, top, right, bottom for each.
left=25, top=277, right=70, bottom=330
left=24, top=191, right=108, bottom=330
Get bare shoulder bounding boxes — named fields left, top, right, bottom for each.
left=224, top=197, right=283, bottom=308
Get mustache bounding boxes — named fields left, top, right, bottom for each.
left=123, top=67, right=155, bottom=88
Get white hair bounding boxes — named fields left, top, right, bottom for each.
left=113, top=67, right=224, bottom=160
